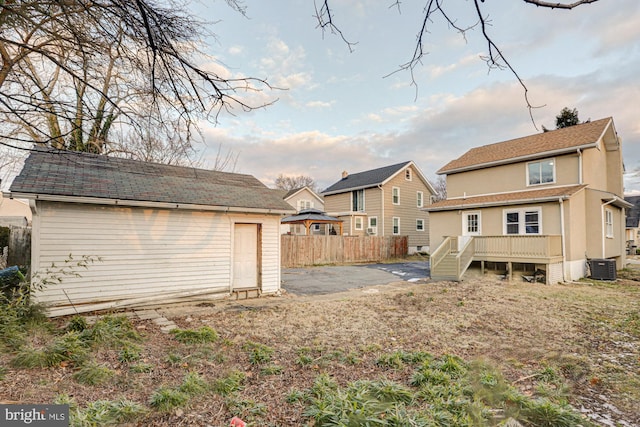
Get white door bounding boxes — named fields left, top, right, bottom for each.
left=233, top=224, right=259, bottom=290
left=460, top=212, right=481, bottom=250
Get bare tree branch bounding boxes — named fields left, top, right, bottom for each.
left=317, top=0, right=600, bottom=127
left=522, top=0, right=599, bottom=9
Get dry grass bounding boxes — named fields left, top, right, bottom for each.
left=1, top=270, right=639, bottom=426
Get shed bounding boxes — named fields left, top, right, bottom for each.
left=4, top=149, right=295, bottom=316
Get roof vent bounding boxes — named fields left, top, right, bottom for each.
left=342, top=171, right=348, bottom=179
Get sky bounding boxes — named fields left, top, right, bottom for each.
left=186, top=0, right=640, bottom=195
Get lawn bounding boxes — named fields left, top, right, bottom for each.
left=1, top=268, right=639, bottom=426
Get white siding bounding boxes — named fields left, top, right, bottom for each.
left=32, top=202, right=282, bottom=309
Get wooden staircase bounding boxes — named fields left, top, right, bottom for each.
left=430, top=236, right=475, bottom=281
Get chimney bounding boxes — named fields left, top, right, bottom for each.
left=342, top=171, right=348, bottom=179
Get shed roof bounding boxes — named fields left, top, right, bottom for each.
left=322, top=161, right=414, bottom=195
left=438, top=118, right=613, bottom=174
left=7, top=149, right=295, bottom=213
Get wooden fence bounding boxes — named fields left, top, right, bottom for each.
left=281, top=235, right=408, bottom=268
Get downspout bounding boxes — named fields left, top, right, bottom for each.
left=577, top=148, right=583, bottom=184
left=559, top=198, right=566, bottom=282
left=601, top=199, right=616, bottom=258
left=378, top=184, right=384, bottom=236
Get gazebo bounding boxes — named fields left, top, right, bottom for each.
left=281, top=208, right=343, bottom=235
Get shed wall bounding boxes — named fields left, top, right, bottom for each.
left=31, top=201, right=281, bottom=310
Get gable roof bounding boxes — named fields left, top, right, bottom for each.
left=425, top=185, right=589, bottom=211
left=438, top=117, right=613, bottom=175
left=283, top=186, right=324, bottom=203
left=6, top=149, right=295, bottom=214
left=322, top=161, right=435, bottom=195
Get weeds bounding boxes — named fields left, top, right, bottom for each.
left=80, top=315, right=140, bottom=346
left=178, top=371, right=209, bottom=396
left=129, top=362, right=153, bottom=373
left=243, top=341, right=274, bottom=365
left=170, top=326, right=218, bottom=344
left=72, top=361, right=115, bottom=385
left=261, top=364, right=284, bottom=375
left=212, top=370, right=246, bottom=396
left=301, top=355, right=592, bottom=426
left=149, top=387, right=189, bottom=411
left=72, top=399, right=147, bottom=426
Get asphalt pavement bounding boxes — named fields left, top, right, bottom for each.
left=281, top=262, right=430, bottom=296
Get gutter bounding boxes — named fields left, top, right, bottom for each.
left=3, top=192, right=296, bottom=215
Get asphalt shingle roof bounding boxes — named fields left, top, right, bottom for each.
left=425, top=185, right=588, bottom=211
left=438, top=118, right=612, bottom=174
left=9, top=149, right=294, bottom=212
left=322, top=161, right=412, bottom=195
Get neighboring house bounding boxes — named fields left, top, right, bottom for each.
left=0, top=195, right=31, bottom=227
left=426, top=117, right=630, bottom=283
left=322, top=161, right=437, bottom=253
left=277, top=186, right=326, bottom=235
left=624, top=195, right=640, bottom=253
left=4, top=149, right=295, bottom=316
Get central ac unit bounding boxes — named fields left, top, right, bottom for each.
left=366, top=227, right=377, bottom=235
left=589, top=258, right=616, bottom=280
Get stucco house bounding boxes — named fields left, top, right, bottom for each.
left=4, top=149, right=295, bottom=316
left=426, top=117, right=630, bottom=283
left=322, top=161, right=437, bottom=253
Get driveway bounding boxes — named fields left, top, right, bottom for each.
left=282, top=262, right=430, bottom=296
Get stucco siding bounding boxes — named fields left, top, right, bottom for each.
left=32, top=201, right=281, bottom=307
left=446, top=153, right=580, bottom=198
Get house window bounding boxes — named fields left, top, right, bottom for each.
left=605, top=208, right=613, bottom=238
left=527, top=159, right=555, bottom=186
left=405, top=169, right=412, bottom=180
left=416, top=219, right=425, bottom=231
left=417, top=191, right=423, bottom=208
left=368, top=217, right=377, bottom=228
left=355, top=217, right=363, bottom=230
left=297, top=199, right=313, bottom=210
left=504, top=208, right=541, bottom=235
left=393, top=217, right=400, bottom=235
left=352, top=189, right=364, bottom=211
left=392, top=187, right=400, bottom=205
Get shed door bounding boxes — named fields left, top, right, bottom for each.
left=233, top=224, right=260, bottom=290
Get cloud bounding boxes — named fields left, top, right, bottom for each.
left=306, top=100, right=335, bottom=109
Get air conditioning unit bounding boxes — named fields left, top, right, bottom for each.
left=366, top=227, right=377, bottom=235
left=589, top=258, right=616, bottom=281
